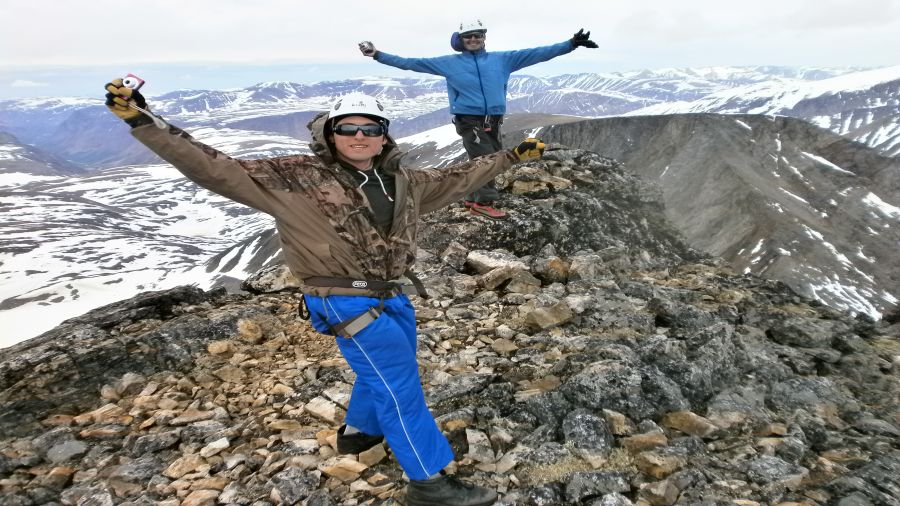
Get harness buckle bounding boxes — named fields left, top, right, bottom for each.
left=332, top=306, right=383, bottom=338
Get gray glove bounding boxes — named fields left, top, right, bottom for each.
left=359, top=41, right=377, bottom=57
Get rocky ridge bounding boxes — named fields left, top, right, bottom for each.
left=1, top=148, right=898, bottom=505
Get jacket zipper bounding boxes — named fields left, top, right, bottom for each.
left=472, top=51, right=488, bottom=115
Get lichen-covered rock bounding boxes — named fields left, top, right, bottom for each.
left=268, top=468, right=321, bottom=504
left=241, top=263, right=300, bottom=293
left=564, top=471, right=630, bottom=502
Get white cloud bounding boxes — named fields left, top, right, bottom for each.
left=3, top=0, right=899, bottom=68
left=787, top=0, right=900, bottom=30
left=11, top=79, right=49, bottom=88
left=2, top=0, right=898, bottom=98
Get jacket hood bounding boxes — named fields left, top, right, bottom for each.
left=307, top=111, right=403, bottom=172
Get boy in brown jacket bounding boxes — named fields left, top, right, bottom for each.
left=105, top=80, right=544, bottom=506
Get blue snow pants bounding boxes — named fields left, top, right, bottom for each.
left=303, top=294, right=454, bottom=480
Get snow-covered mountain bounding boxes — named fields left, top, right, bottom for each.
left=0, top=163, right=273, bottom=346
left=503, top=67, right=856, bottom=116
left=2, top=65, right=888, bottom=168
left=0, top=124, right=309, bottom=346
left=626, top=66, right=900, bottom=156
left=2, top=65, right=899, bottom=347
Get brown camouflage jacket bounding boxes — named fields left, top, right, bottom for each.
left=131, top=113, right=514, bottom=296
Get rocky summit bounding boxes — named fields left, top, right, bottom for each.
left=1, top=147, right=898, bottom=505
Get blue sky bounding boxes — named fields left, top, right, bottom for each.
left=2, top=0, right=898, bottom=99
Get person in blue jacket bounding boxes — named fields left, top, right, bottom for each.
left=359, top=19, right=597, bottom=219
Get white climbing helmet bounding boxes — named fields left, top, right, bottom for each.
left=328, top=92, right=390, bottom=126
left=458, top=19, right=487, bottom=35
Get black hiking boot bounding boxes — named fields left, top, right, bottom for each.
left=336, top=425, right=384, bottom=455
left=405, top=473, right=498, bottom=506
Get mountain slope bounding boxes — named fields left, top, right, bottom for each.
left=538, top=114, right=900, bottom=317
left=0, top=164, right=277, bottom=346
left=0, top=132, right=84, bottom=176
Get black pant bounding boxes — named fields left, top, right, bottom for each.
left=453, top=115, right=503, bottom=204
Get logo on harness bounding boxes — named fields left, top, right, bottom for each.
left=351, top=280, right=368, bottom=289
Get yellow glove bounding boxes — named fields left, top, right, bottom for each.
left=512, top=138, right=546, bottom=161
left=104, top=78, right=149, bottom=126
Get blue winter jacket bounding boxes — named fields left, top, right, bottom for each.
left=374, top=41, right=575, bottom=116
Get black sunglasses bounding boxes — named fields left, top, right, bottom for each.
left=333, top=124, right=385, bottom=137
left=460, top=32, right=485, bottom=40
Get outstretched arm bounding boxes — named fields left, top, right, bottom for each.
left=105, top=78, right=298, bottom=215
left=415, top=139, right=546, bottom=214
left=359, top=40, right=449, bottom=75
left=506, top=29, right=597, bottom=72
left=505, top=40, right=576, bottom=72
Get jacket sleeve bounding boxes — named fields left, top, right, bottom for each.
left=413, top=150, right=516, bottom=214
left=504, top=40, right=575, bottom=73
left=131, top=123, right=299, bottom=216
left=374, top=52, right=450, bottom=76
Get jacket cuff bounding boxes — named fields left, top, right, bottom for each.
left=126, top=114, right=154, bottom=129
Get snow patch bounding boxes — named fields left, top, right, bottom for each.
left=779, top=188, right=809, bottom=204
left=0, top=172, right=61, bottom=188
left=750, top=239, right=765, bottom=255
left=807, top=275, right=882, bottom=320
left=398, top=124, right=462, bottom=151
left=800, top=152, right=855, bottom=175
left=862, top=192, right=900, bottom=219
